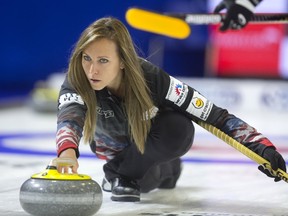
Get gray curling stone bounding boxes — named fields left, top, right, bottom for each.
left=19, top=158, right=102, bottom=216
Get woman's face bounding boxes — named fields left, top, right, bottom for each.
left=82, top=38, right=124, bottom=93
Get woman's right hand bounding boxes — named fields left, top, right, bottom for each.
left=57, top=148, right=79, bottom=174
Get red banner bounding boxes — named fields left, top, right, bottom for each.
left=208, top=24, right=285, bottom=78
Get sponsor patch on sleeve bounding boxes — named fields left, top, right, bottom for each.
left=186, top=91, right=213, bottom=121
left=58, top=93, right=84, bottom=109
left=165, top=76, right=189, bottom=107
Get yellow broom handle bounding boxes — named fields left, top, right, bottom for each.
left=197, top=121, right=288, bottom=183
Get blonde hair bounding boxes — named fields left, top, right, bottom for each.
left=67, top=17, right=154, bottom=153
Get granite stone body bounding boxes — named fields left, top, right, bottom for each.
left=19, top=165, right=103, bottom=216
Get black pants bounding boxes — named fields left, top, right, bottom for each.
left=103, top=110, right=194, bottom=191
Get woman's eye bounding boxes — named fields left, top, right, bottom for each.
left=83, top=55, right=91, bottom=61
left=99, top=58, right=108, bottom=63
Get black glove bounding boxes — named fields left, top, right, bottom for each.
left=214, top=0, right=262, bottom=31
left=258, top=147, right=286, bottom=182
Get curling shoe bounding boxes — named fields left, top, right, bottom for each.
left=102, top=177, right=140, bottom=202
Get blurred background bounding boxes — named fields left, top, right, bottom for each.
left=0, top=0, right=288, bottom=216
left=0, top=0, right=287, bottom=111
left=1, top=2, right=288, bottom=214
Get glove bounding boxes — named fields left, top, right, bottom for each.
left=213, top=0, right=262, bottom=31
left=258, top=147, right=286, bottom=182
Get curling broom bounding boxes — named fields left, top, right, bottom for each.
left=197, top=121, right=288, bottom=183
left=126, top=8, right=288, bottom=39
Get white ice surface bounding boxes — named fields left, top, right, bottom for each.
left=0, top=104, right=288, bottom=216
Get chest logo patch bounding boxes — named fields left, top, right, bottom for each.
left=97, top=107, right=114, bottom=118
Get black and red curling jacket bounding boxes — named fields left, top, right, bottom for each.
left=56, top=58, right=275, bottom=160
